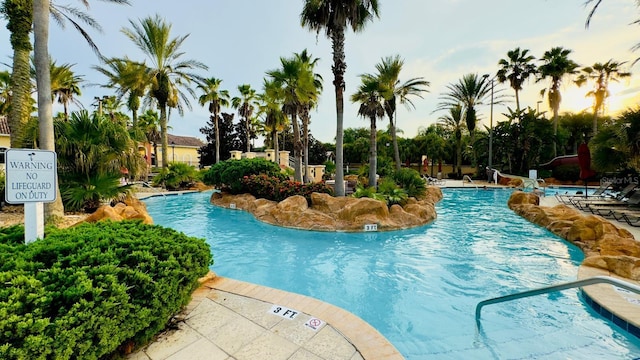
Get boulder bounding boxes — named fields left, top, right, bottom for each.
left=81, top=196, right=153, bottom=225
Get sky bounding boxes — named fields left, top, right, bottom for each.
left=1, top=0, right=639, bottom=145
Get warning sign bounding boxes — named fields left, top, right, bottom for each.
left=304, top=317, right=325, bottom=331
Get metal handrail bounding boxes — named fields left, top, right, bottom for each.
left=475, top=276, right=640, bottom=326
left=462, top=175, right=478, bottom=189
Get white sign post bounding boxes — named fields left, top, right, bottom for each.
left=5, top=149, right=57, bottom=244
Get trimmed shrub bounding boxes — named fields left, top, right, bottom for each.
left=0, top=221, right=212, bottom=360
left=240, top=174, right=334, bottom=204
left=202, top=158, right=285, bottom=194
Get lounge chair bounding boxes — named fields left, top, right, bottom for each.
left=423, top=176, right=445, bottom=186
left=623, top=213, right=640, bottom=227
left=586, top=191, right=640, bottom=216
left=555, top=181, right=612, bottom=205
left=571, top=183, right=638, bottom=210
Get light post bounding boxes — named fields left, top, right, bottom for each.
left=537, top=100, right=542, bottom=114
left=483, top=74, right=495, bottom=170
left=171, top=141, right=175, bottom=162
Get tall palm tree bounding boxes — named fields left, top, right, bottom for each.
left=497, top=47, right=537, bottom=112
left=437, top=73, right=492, bottom=170
left=438, top=104, right=465, bottom=178
left=33, top=0, right=64, bottom=219
left=351, top=75, right=389, bottom=188
left=537, top=46, right=579, bottom=157
left=93, top=57, right=149, bottom=126
left=301, top=0, right=380, bottom=196
left=231, top=84, right=258, bottom=153
left=575, top=59, right=631, bottom=134
left=197, top=77, right=229, bottom=164
left=259, top=78, right=288, bottom=165
left=266, top=55, right=316, bottom=182
left=373, top=54, right=430, bottom=170
left=137, top=109, right=161, bottom=166
left=49, top=61, right=84, bottom=121
left=122, top=14, right=208, bottom=169
left=295, top=49, right=323, bottom=183
left=0, top=70, right=13, bottom=116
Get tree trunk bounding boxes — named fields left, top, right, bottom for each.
left=9, top=47, right=31, bottom=148
left=273, top=129, right=279, bottom=166
left=369, top=117, right=377, bottom=189
left=34, top=0, right=64, bottom=220
left=290, top=108, right=302, bottom=182
left=456, top=138, right=462, bottom=178
left=302, top=107, right=310, bottom=183
left=160, top=105, right=168, bottom=168
left=553, top=106, right=559, bottom=158
left=214, top=112, right=220, bottom=164
left=332, top=28, right=346, bottom=196
left=391, top=112, right=401, bottom=171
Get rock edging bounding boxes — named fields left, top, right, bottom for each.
left=210, top=187, right=443, bottom=232
left=508, top=191, right=640, bottom=280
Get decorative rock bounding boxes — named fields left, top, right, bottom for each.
left=210, top=188, right=442, bottom=232
left=81, top=196, right=153, bottom=225
left=508, top=190, right=640, bottom=280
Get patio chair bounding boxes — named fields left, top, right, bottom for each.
left=586, top=191, right=640, bottom=217
left=623, top=213, right=640, bottom=227
left=423, top=175, right=446, bottom=186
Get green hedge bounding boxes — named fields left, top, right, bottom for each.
left=0, top=221, right=212, bottom=359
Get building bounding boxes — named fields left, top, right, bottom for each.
left=142, top=134, right=205, bottom=168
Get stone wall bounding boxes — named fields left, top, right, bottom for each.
left=508, top=191, right=640, bottom=280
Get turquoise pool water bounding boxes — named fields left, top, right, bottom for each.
left=145, top=189, right=640, bottom=359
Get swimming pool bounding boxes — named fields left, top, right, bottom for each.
left=145, top=189, right=640, bottom=359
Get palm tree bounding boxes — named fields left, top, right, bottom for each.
left=301, top=0, right=380, bottom=196
left=93, top=57, right=149, bottom=126
left=537, top=47, right=579, bottom=157
left=351, top=75, right=389, bottom=188
left=575, top=59, right=631, bottom=134
left=137, top=109, right=161, bottom=166
left=295, top=49, right=323, bottom=183
left=122, top=14, right=208, bottom=169
left=438, top=104, right=465, bottom=178
left=231, top=84, right=258, bottom=153
left=0, top=70, right=12, bottom=116
left=259, top=78, right=288, bottom=165
left=33, top=0, right=64, bottom=219
left=373, top=54, right=429, bottom=171
left=49, top=61, right=84, bottom=121
left=497, top=47, right=537, bottom=112
left=197, top=77, right=229, bottom=164
left=437, top=73, right=492, bottom=170
left=266, top=55, right=316, bottom=182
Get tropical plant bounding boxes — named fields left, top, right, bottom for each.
left=391, top=168, right=426, bottom=199
left=0, top=70, right=12, bottom=116
left=352, top=183, right=385, bottom=202
left=55, top=110, right=143, bottom=211
left=259, top=78, right=288, bottom=165
left=197, top=77, right=229, bottom=164
left=537, top=46, right=580, bottom=157
left=301, top=0, right=380, bottom=196
left=266, top=52, right=320, bottom=182
left=373, top=54, right=429, bottom=170
left=49, top=60, right=84, bottom=121
left=376, top=177, right=408, bottom=206
left=497, top=47, right=537, bottom=112
left=202, top=158, right=285, bottom=194
left=438, top=104, right=465, bottom=178
left=122, top=14, right=208, bottom=169
left=295, top=49, right=323, bottom=183
left=93, top=57, right=150, bottom=126
left=152, top=162, right=199, bottom=190
left=437, top=73, right=492, bottom=170
left=591, top=107, right=640, bottom=172
left=575, top=59, right=631, bottom=134
left=351, top=74, right=390, bottom=189
left=231, top=84, right=259, bottom=153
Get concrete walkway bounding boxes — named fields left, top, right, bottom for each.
left=127, top=276, right=402, bottom=360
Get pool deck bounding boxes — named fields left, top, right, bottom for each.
left=129, top=183, right=640, bottom=359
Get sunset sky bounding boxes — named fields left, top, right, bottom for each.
left=1, top=0, right=638, bottom=144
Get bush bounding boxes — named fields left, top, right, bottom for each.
left=552, top=164, right=580, bottom=181
left=202, top=158, right=285, bottom=194
left=0, top=221, right=212, bottom=359
left=377, top=178, right=408, bottom=206
left=392, top=168, right=426, bottom=199
left=240, top=174, right=334, bottom=204
left=152, top=162, right=199, bottom=190
left=61, top=173, right=132, bottom=212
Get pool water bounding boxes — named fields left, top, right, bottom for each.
left=145, top=189, right=640, bottom=359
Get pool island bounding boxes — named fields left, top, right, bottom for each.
left=209, top=187, right=443, bottom=232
